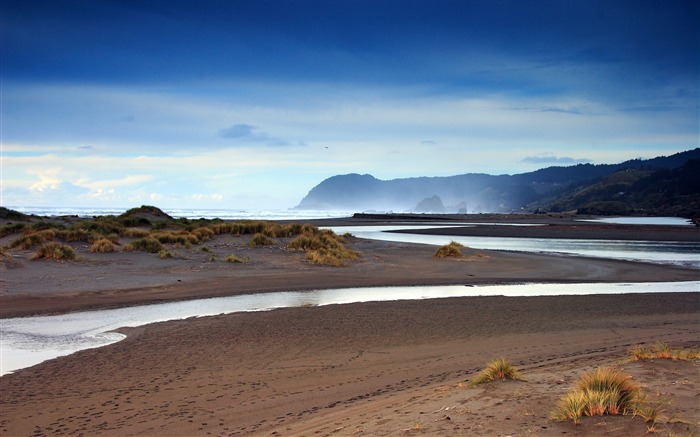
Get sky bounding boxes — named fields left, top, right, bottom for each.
left=2, top=0, right=698, bottom=211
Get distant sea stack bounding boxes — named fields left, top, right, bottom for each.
left=295, top=149, right=700, bottom=217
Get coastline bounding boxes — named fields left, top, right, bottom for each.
left=2, top=214, right=698, bottom=318
left=1, top=213, right=699, bottom=436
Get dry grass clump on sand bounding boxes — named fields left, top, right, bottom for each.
left=249, top=233, right=276, bottom=247
left=123, top=237, right=164, bottom=253
left=225, top=254, right=245, bottom=263
left=31, top=242, right=76, bottom=261
left=468, top=358, right=526, bottom=387
left=89, top=238, right=115, bottom=253
left=434, top=241, right=465, bottom=258
left=551, top=367, right=650, bottom=427
left=630, top=342, right=700, bottom=361
left=288, top=228, right=359, bottom=266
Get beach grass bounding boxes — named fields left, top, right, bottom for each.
left=89, top=238, right=116, bottom=253
left=124, top=237, right=164, bottom=253
left=630, top=342, right=700, bottom=361
left=249, top=233, right=276, bottom=247
left=31, top=242, right=77, bottom=261
left=434, top=241, right=465, bottom=258
left=2, top=208, right=362, bottom=266
left=226, top=254, right=245, bottom=263
left=289, top=228, right=359, bottom=266
left=551, top=367, right=643, bottom=425
left=7, top=229, right=57, bottom=250
left=468, top=357, right=526, bottom=387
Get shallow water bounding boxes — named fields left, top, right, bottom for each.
left=328, top=225, right=700, bottom=269
left=578, top=216, right=693, bottom=226
left=2, top=281, right=698, bottom=376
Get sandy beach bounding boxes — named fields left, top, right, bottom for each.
left=1, top=215, right=699, bottom=436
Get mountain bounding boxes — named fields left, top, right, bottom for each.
left=296, top=149, right=700, bottom=217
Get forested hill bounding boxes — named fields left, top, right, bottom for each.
left=296, top=148, right=700, bottom=217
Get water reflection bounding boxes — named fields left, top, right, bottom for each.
left=2, top=281, right=698, bottom=375
left=329, top=225, right=700, bottom=269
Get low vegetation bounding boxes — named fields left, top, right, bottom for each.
left=288, top=228, right=359, bottom=266
left=123, top=237, right=164, bottom=253
left=225, top=254, right=245, bottom=263
left=550, top=367, right=662, bottom=429
left=249, top=232, right=276, bottom=247
left=1, top=205, right=360, bottom=266
left=629, top=342, right=700, bottom=361
left=31, top=242, right=77, bottom=261
left=89, top=238, right=115, bottom=253
left=468, top=358, right=526, bottom=387
left=434, top=241, right=465, bottom=258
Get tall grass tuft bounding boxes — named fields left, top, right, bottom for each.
left=551, top=367, right=642, bottom=425
left=434, top=241, right=465, bottom=258
left=89, top=238, right=115, bottom=253
left=468, top=358, right=526, bottom=387
left=249, top=233, right=275, bottom=247
left=289, top=229, right=359, bottom=266
left=31, top=242, right=76, bottom=261
left=123, top=237, right=164, bottom=253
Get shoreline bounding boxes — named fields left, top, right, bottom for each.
left=2, top=214, right=699, bottom=318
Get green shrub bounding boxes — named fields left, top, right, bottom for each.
left=32, top=242, right=76, bottom=261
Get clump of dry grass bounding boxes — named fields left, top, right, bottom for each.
left=249, top=233, right=276, bottom=247
left=121, top=228, right=150, bottom=238
left=225, top=254, right=245, bottom=263
left=158, top=249, right=173, bottom=259
left=89, top=238, right=115, bottom=253
left=31, top=242, right=76, bottom=261
left=630, top=342, right=700, bottom=361
left=7, top=229, right=56, bottom=250
left=123, top=237, right=164, bottom=253
left=551, top=367, right=642, bottom=426
left=289, top=229, right=359, bottom=266
left=468, top=358, right=526, bottom=387
left=434, top=241, right=465, bottom=258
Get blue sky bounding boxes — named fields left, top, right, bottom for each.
left=2, top=0, right=698, bottom=210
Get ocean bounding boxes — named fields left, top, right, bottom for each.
left=4, top=206, right=357, bottom=221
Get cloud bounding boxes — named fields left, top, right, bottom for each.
left=218, top=123, right=299, bottom=147
left=220, top=123, right=255, bottom=139
left=520, top=154, right=592, bottom=165
left=507, top=106, right=584, bottom=115
left=421, top=140, right=437, bottom=145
